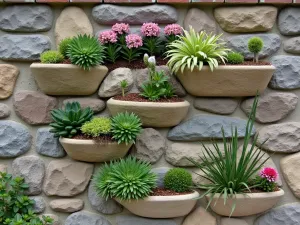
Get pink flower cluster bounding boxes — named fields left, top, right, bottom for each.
left=164, top=24, right=182, bottom=36
left=141, top=23, right=160, bottom=37
left=112, top=23, right=130, bottom=35
left=99, top=30, right=117, bottom=44
left=126, top=34, right=143, bottom=49
left=259, top=167, right=278, bottom=182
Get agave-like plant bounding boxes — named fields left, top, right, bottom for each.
left=50, top=102, right=93, bottom=138
left=67, top=34, right=105, bottom=70
left=166, top=27, right=230, bottom=73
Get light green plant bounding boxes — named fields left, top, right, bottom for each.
left=81, top=117, right=111, bottom=137
left=50, top=102, right=93, bottom=138
left=166, top=27, right=230, bottom=73
left=67, top=34, right=105, bottom=70
left=248, top=37, right=263, bottom=63
left=189, top=95, right=269, bottom=216
left=58, top=37, right=73, bottom=58
left=93, top=157, right=157, bottom=200
left=111, top=112, right=142, bottom=145
left=164, top=168, right=192, bottom=193
left=227, top=52, right=244, bottom=65
left=40, top=50, right=64, bottom=64
left=120, top=80, right=128, bottom=97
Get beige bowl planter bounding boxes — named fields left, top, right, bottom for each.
left=176, top=65, right=275, bottom=97
left=115, top=190, right=199, bottom=218
left=30, top=63, right=108, bottom=96
left=206, top=189, right=284, bottom=217
left=107, top=98, right=190, bottom=127
left=59, top=138, right=132, bottom=163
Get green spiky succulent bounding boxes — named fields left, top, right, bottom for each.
left=81, top=117, right=112, bottom=137
left=164, top=168, right=192, bottom=193
left=67, top=34, right=105, bottom=70
left=50, top=102, right=93, bottom=138
left=94, top=157, right=157, bottom=200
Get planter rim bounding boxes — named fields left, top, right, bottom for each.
left=179, top=65, right=275, bottom=73
left=108, top=98, right=190, bottom=107
left=59, top=137, right=128, bottom=145
left=116, top=190, right=199, bottom=202
left=30, top=63, right=108, bottom=70
left=209, top=188, right=284, bottom=199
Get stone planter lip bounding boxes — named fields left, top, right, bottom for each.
left=108, top=98, right=190, bottom=107
left=209, top=188, right=284, bottom=199
left=59, top=137, right=121, bottom=145
left=30, top=63, right=108, bottom=70
left=184, top=65, right=276, bottom=71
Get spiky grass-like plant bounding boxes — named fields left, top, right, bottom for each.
left=189, top=95, right=269, bottom=216
left=94, top=157, right=157, bottom=200
left=68, top=34, right=105, bottom=70
left=111, top=112, right=142, bottom=145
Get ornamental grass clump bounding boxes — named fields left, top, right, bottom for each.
left=248, top=37, right=263, bottom=63
left=94, top=157, right=157, bottom=201
left=166, top=27, right=230, bottom=73
left=40, top=50, right=64, bottom=64
left=164, top=168, right=192, bottom=193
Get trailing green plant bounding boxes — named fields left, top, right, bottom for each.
left=248, top=37, right=263, bottom=63
left=93, top=157, right=157, bottom=200
left=50, top=102, right=93, bottom=138
left=164, top=168, right=192, bottom=193
left=227, top=52, right=244, bottom=65
left=67, top=34, right=105, bottom=70
left=111, top=112, right=142, bottom=145
left=120, top=80, right=128, bottom=97
left=0, top=172, right=53, bottom=225
left=189, top=94, right=269, bottom=216
left=40, top=50, right=64, bottom=64
left=58, top=37, right=73, bottom=59
left=81, top=117, right=111, bottom=137
left=166, top=27, right=230, bottom=73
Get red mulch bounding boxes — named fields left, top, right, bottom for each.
left=73, top=134, right=116, bottom=143
left=150, top=188, right=194, bottom=196
left=113, top=93, right=185, bottom=103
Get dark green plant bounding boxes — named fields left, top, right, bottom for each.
left=81, top=117, right=111, bottom=137
left=40, top=51, right=64, bottom=64
left=94, top=157, right=157, bottom=200
left=58, top=37, right=73, bottom=59
left=164, top=168, right=192, bottom=193
left=189, top=95, right=269, bottom=216
left=227, top=52, right=244, bottom=65
left=0, top=172, right=53, bottom=225
left=50, top=102, right=93, bottom=138
left=251, top=176, right=277, bottom=192
left=111, top=112, right=142, bottom=145
left=248, top=37, right=263, bottom=63
left=105, top=43, right=122, bottom=64
left=120, top=80, right=128, bottom=97
left=67, top=34, right=105, bottom=70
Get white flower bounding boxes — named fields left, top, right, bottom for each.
left=148, top=56, right=156, bottom=66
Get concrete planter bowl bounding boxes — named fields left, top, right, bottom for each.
left=59, top=138, right=132, bottom=163
left=30, top=63, right=108, bottom=96
left=176, top=65, right=275, bottom=97
left=115, top=190, right=199, bottom=218
left=206, top=189, right=284, bottom=217
left=107, top=98, right=190, bottom=128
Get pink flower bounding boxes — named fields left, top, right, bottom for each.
left=125, top=34, right=143, bottom=49
left=99, top=30, right=117, bottom=44
left=112, top=23, right=130, bottom=35
left=259, top=167, right=278, bottom=182
left=164, top=24, right=182, bottom=36
left=141, top=23, right=160, bottom=37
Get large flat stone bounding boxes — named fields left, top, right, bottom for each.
left=0, top=103, right=10, bottom=118
left=0, top=120, right=31, bottom=158
left=257, top=122, right=300, bottom=153
left=221, top=218, right=248, bottom=225
left=92, top=5, right=177, bottom=25
left=151, top=167, right=170, bottom=188
left=214, top=6, right=277, bottom=33
left=0, top=5, right=53, bottom=32
left=12, top=156, right=45, bottom=195
left=116, top=215, right=176, bottom=225
left=278, top=8, right=300, bottom=35
left=30, top=196, right=46, bottom=214
left=269, top=56, right=300, bottom=90
left=255, top=203, right=300, bottom=225
left=63, top=98, right=105, bottom=113
left=50, top=199, right=84, bottom=213
left=65, top=211, right=112, bottom=225
left=182, top=207, right=216, bottom=225
left=0, top=64, right=19, bottom=99
left=227, top=34, right=281, bottom=60
left=167, top=115, right=255, bottom=141
left=0, top=34, right=51, bottom=61
left=194, top=97, right=239, bottom=115
left=284, top=37, right=300, bottom=54
left=241, top=92, right=298, bottom=123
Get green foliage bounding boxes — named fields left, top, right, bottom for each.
left=81, top=117, right=112, bottom=137
left=40, top=50, right=64, bottom=64
left=248, top=37, right=263, bottom=54
left=166, top=27, right=230, bottom=73
left=120, top=80, right=128, bottom=97
left=111, top=112, right=142, bottom=145
left=0, top=172, right=53, bottom=225
left=189, top=95, right=269, bottom=216
left=164, top=168, right=192, bottom=193
left=251, top=176, right=277, bottom=192
left=58, top=37, right=73, bottom=58
left=105, top=43, right=122, bottom=63
left=227, top=52, right=244, bottom=65
left=94, top=157, right=157, bottom=201
left=50, top=102, right=93, bottom=138
left=68, top=34, right=105, bottom=70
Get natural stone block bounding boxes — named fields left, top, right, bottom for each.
left=30, top=196, right=46, bottom=214
left=221, top=218, right=248, bottom=225
left=278, top=8, right=300, bottom=35
left=0, top=164, right=7, bottom=172
left=50, top=199, right=84, bottom=213
left=0, top=103, right=10, bottom=118
left=151, top=167, right=170, bottom=188
left=0, top=64, right=19, bottom=99
left=65, top=211, right=112, bottom=225
left=194, top=97, right=239, bottom=115
left=63, top=98, right=106, bottom=113
left=116, top=215, right=177, bottom=225
left=182, top=207, right=216, bottom=225
left=284, top=37, right=300, bottom=54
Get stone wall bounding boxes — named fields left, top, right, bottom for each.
left=1, top=3, right=300, bottom=225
